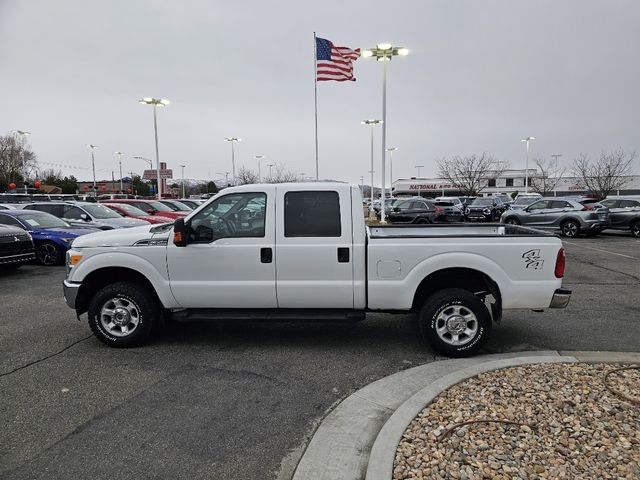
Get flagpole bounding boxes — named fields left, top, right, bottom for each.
left=314, top=32, right=319, bottom=181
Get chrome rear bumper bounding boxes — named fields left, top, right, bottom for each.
left=549, top=288, right=572, bottom=308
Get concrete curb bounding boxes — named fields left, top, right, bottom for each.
left=292, top=351, right=640, bottom=480
left=364, top=355, right=577, bottom=480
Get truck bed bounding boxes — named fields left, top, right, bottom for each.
left=368, top=223, right=556, bottom=238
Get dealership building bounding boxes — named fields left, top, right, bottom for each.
left=391, top=169, right=640, bottom=197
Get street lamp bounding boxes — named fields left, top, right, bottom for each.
left=180, top=164, right=186, bottom=198
left=254, top=155, right=265, bottom=181
left=12, top=131, right=31, bottom=191
left=361, top=43, right=409, bottom=223
left=139, top=97, right=170, bottom=199
left=361, top=119, right=383, bottom=218
left=521, top=136, right=535, bottom=193
left=224, top=137, right=241, bottom=182
left=551, top=154, right=562, bottom=197
left=88, top=144, right=99, bottom=195
left=134, top=155, right=153, bottom=195
left=267, top=163, right=275, bottom=179
left=415, top=165, right=424, bottom=197
left=115, top=151, right=125, bottom=192
left=386, top=147, right=398, bottom=198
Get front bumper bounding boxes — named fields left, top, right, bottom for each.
left=0, top=252, right=36, bottom=265
left=549, top=288, right=572, bottom=308
left=63, top=280, right=81, bottom=309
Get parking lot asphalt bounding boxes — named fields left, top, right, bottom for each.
left=1, top=233, right=638, bottom=480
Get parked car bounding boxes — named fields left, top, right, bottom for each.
left=433, top=200, right=465, bottom=222
left=159, top=199, right=193, bottom=212
left=102, top=203, right=174, bottom=225
left=510, top=193, right=543, bottom=210
left=178, top=199, right=205, bottom=209
left=459, top=196, right=477, bottom=208
left=492, top=194, right=513, bottom=207
left=373, top=198, right=402, bottom=215
left=22, top=202, right=148, bottom=230
left=0, top=224, right=35, bottom=269
left=435, top=196, right=465, bottom=212
left=98, top=199, right=188, bottom=220
left=387, top=198, right=439, bottom=224
left=600, top=196, right=640, bottom=237
left=464, top=197, right=508, bottom=221
left=63, top=183, right=570, bottom=357
left=501, top=198, right=610, bottom=237
left=0, top=210, right=100, bottom=265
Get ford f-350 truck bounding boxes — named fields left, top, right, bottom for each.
left=63, top=183, right=571, bottom=357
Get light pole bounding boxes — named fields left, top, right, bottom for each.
left=88, top=144, right=98, bottom=196
left=361, top=119, right=383, bottom=218
left=267, top=163, right=275, bottom=179
left=359, top=175, right=365, bottom=197
left=386, top=147, right=398, bottom=198
left=299, top=172, right=306, bottom=182
left=180, top=164, right=186, bottom=198
left=139, top=98, right=169, bottom=199
left=224, top=137, right=241, bottom=183
left=521, top=136, right=535, bottom=193
left=551, top=154, right=562, bottom=197
left=12, top=131, right=30, bottom=190
left=362, top=43, right=409, bottom=223
left=115, top=151, right=125, bottom=192
left=415, top=165, right=424, bottom=197
left=254, top=155, right=265, bottom=181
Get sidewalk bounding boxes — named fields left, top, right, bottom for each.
left=291, top=351, right=640, bottom=480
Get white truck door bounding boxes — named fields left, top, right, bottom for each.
left=166, top=187, right=277, bottom=308
left=275, top=186, right=354, bottom=308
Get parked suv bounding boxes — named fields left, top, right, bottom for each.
left=465, top=197, right=508, bottom=221
left=23, top=202, right=147, bottom=230
left=501, top=198, right=610, bottom=237
left=388, top=198, right=438, bottom=224
left=600, top=196, right=640, bottom=237
left=434, top=196, right=464, bottom=212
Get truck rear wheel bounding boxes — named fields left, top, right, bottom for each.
left=419, top=288, right=492, bottom=357
left=87, top=281, right=158, bottom=348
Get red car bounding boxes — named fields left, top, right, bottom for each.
left=102, top=203, right=175, bottom=225
left=99, top=199, right=188, bottom=220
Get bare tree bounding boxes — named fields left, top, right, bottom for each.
left=265, top=163, right=298, bottom=183
left=0, top=133, right=38, bottom=189
left=235, top=166, right=260, bottom=185
left=572, top=149, right=636, bottom=199
left=529, top=157, right=567, bottom=196
left=437, top=153, right=507, bottom=196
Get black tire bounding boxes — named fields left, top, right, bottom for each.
left=504, top=217, right=520, bottom=225
left=87, top=281, right=158, bottom=348
left=418, top=288, right=492, bottom=357
left=631, top=221, right=640, bottom=238
left=36, top=241, right=62, bottom=266
left=561, top=220, right=580, bottom=238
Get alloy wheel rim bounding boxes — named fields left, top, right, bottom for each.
left=435, top=305, right=478, bottom=346
left=99, top=297, right=141, bottom=337
left=564, top=222, right=578, bottom=236
left=37, top=244, right=58, bottom=265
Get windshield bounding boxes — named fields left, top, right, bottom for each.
left=162, top=200, right=191, bottom=211
left=111, top=203, right=150, bottom=216
left=471, top=198, right=494, bottom=206
left=136, top=201, right=174, bottom=212
left=18, top=212, right=70, bottom=229
left=514, top=196, right=539, bottom=205
left=83, top=204, right=122, bottom=219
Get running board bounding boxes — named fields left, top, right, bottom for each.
left=170, top=309, right=366, bottom=323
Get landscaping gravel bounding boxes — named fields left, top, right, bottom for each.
left=394, top=363, right=639, bottom=480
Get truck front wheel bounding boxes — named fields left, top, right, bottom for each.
left=419, top=288, right=492, bottom=357
left=87, top=281, right=158, bottom=348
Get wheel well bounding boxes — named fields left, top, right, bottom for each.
left=75, top=267, right=159, bottom=315
left=411, top=267, right=502, bottom=319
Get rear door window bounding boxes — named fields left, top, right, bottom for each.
left=284, top=191, right=341, bottom=237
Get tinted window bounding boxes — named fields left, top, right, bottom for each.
left=601, top=199, right=618, bottom=208
left=63, top=206, right=85, bottom=220
left=550, top=201, right=571, bottom=209
left=471, top=198, right=494, bottom=206
left=285, top=191, right=341, bottom=237
left=528, top=200, right=551, bottom=211
left=15, top=212, right=69, bottom=229
left=620, top=200, right=640, bottom=208
left=0, top=214, right=23, bottom=227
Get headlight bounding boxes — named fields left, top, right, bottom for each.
left=465, top=208, right=470, bottom=214
left=483, top=208, right=491, bottom=214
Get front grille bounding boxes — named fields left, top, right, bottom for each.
left=0, top=235, right=33, bottom=257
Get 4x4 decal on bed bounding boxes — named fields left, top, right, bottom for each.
left=522, top=249, right=544, bottom=270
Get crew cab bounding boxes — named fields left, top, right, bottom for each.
left=63, top=183, right=570, bottom=357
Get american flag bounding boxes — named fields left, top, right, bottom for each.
left=316, top=37, right=360, bottom=82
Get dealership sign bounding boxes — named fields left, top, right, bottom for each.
left=408, top=183, right=453, bottom=190
left=143, top=169, right=173, bottom=180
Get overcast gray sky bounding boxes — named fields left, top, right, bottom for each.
left=1, top=0, right=638, bottom=186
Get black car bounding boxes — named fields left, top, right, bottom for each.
left=0, top=224, right=35, bottom=270
left=465, top=197, right=508, bottom=221
left=601, top=197, right=640, bottom=237
left=387, top=198, right=455, bottom=224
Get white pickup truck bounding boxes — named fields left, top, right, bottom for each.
left=63, top=183, right=571, bottom=357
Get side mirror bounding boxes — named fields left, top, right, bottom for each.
left=173, top=218, right=188, bottom=247
left=393, top=207, right=400, bottom=212
left=147, top=208, right=156, bottom=215
left=80, top=213, right=90, bottom=221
